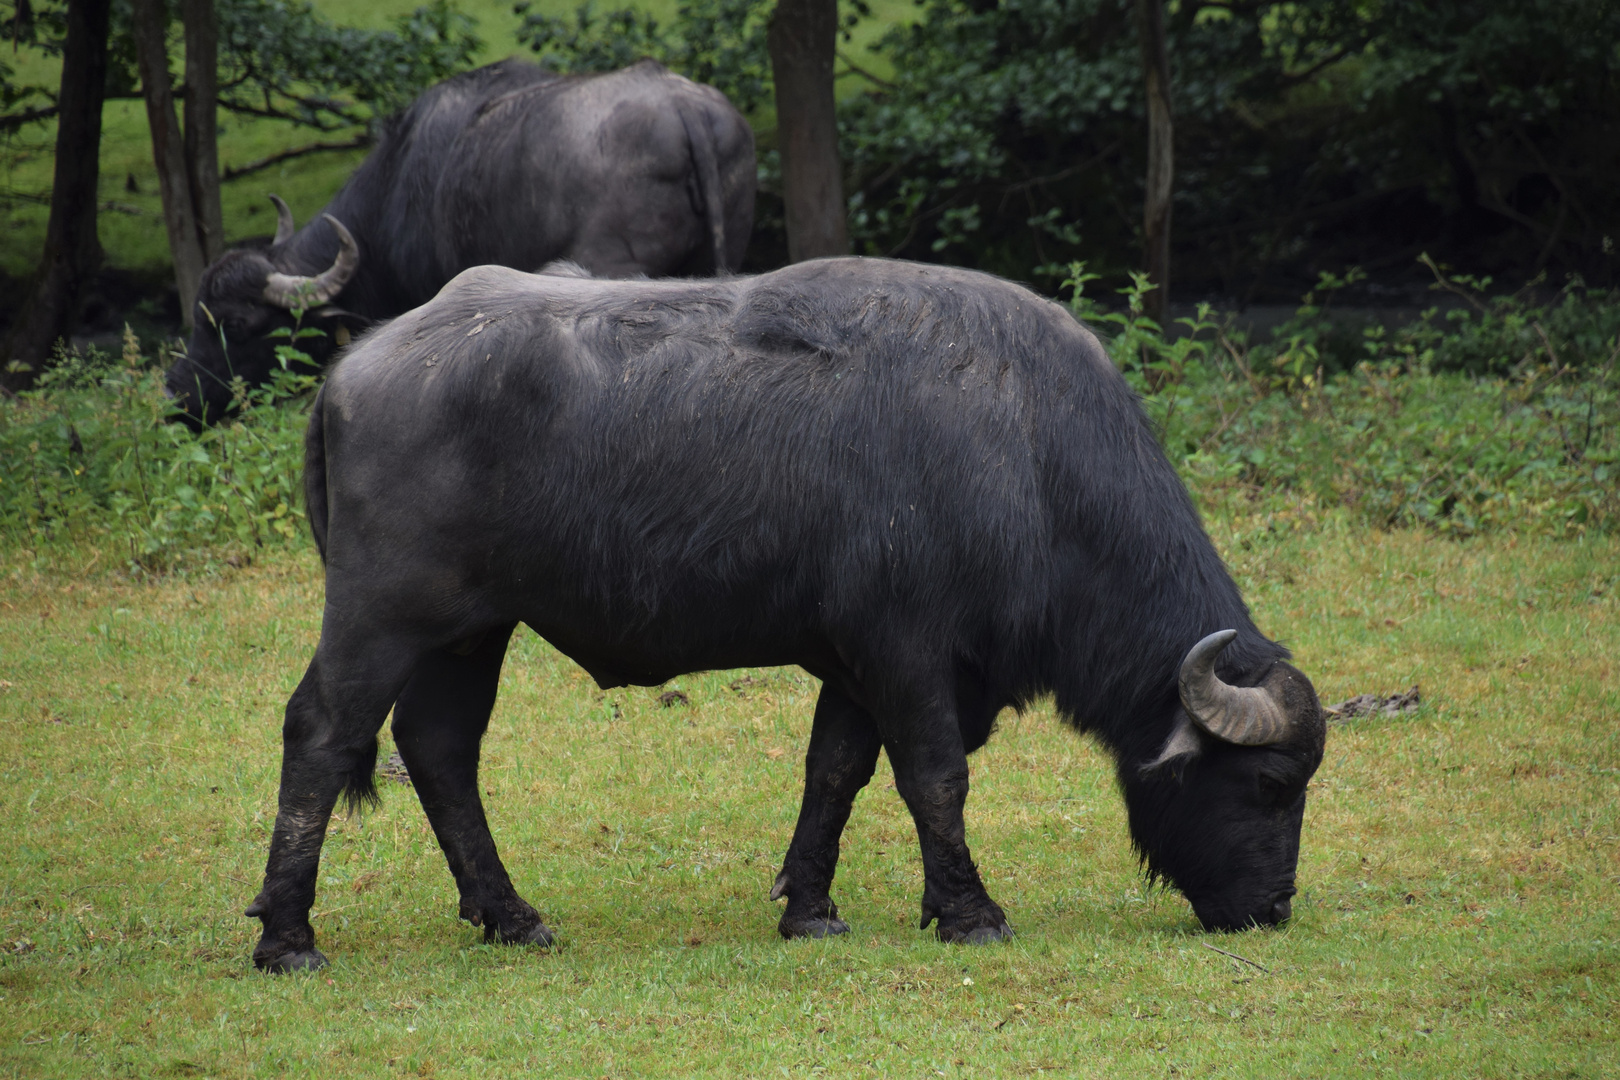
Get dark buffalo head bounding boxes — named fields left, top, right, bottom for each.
left=1123, top=630, right=1327, bottom=931
left=165, top=197, right=366, bottom=426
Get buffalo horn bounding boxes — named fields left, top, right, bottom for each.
left=1178, top=630, right=1291, bottom=745
left=268, top=193, right=296, bottom=246
left=263, top=215, right=360, bottom=310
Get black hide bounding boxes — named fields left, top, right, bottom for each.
left=167, top=59, right=755, bottom=424
left=246, top=257, right=1326, bottom=972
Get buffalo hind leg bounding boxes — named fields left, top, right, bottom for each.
left=882, top=687, right=1012, bottom=944
left=772, top=685, right=882, bottom=939
left=249, top=637, right=419, bottom=972
left=390, top=624, right=553, bottom=948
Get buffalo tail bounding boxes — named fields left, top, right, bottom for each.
left=304, top=382, right=330, bottom=562
left=676, top=97, right=730, bottom=274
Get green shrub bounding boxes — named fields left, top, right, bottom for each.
left=0, top=328, right=317, bottom=572
left=1068, top=262, right=1620, bottom=535
left=4, top=274, right=1615, bottom=577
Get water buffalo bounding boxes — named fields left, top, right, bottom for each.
left=165, top=58, right=754, bottom=424
left=246, top=258, right=1326, bottom=972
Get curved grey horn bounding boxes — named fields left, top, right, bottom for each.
left=268, top=194, right=296, bottom=246
left=263, top=215, right=360, bottom=310
left=1178, top=630, right=1292, bottom=745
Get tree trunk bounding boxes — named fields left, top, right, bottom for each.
left=131, top=0, right=206, bottom=330
left=1136, top=0, right=1174, bottom=329
left=2, top=0, right=112, bottom=390
left=182, top=0, right=223, bottom=264
left=768, top=0, right=848, bottom=261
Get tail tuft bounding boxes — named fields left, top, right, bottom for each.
left=340, top=737, right=381, bottom=816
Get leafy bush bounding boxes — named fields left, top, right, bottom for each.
left=0, top=328, right=316, bottom=573
left=3, top=275, right=1615, bottom=577
left=1073, top=262, right=1620, bottom=534
left=513, top=0, right=778, bottom=114
left=217, top=0, right=483, bottom=132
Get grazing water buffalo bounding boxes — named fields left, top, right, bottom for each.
left=246, top=258, right=1326, bottom=972
left=165, top=58, right=754, bottom=424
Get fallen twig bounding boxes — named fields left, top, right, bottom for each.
left=1202, top=942, right=1269, bottom=972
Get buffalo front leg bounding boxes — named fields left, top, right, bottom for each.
left=884, top=703, right=1012, bottom=944
left=772, top=685, right=882, bottom=938
left=391, top=624, right=553, bottom=948
left=249, top=640, right=417, bottom=972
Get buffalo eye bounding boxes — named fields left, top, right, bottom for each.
left=1256, top=771, right=1296, bottom=803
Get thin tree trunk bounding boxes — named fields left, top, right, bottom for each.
left=131, top=0, right=206, bottom=330
left=1136, top=0, right=1173, bottom=329
left=2, top=0, right=112, bottom=390
left=768, top=0, right=848, bottom=261
left=182, top=0, right=223, bottom=264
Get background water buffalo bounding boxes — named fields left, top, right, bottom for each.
left=246, top=257, right=1326, bottom=972
left=164, top=58, right=754, bottom=424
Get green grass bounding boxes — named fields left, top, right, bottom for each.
left=0, top=518, right=1614, bottom=1077
left=2, top=0, right=914, bottom=279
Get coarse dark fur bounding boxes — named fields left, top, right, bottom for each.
left=167, top=58, right=754, bottom=425
left=246, top=257, right=1326, bottom=972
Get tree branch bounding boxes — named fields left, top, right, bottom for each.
left=1275, top=46, right=1354, bottom=87
left=218, top=99, right=356, bottom=131
left=221, top=135, right=372, bottom=181
left=0, top=104, right=59, bottom=132
left=835, top=50, right=894, bottom=89
left=1001, top=141, right=1120, bottom=194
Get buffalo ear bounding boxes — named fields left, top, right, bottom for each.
left=1138, top=714, right=1203, bottom=778
left=310, top=306, right=374, bottom=347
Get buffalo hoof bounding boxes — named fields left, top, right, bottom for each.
left=499, top=920, right=556, bottom=949
left=936, top=921, right=1014, bottom=945
left=779, top=914, right=851, bottom=940
left=256, top=946, right=329, bottom=973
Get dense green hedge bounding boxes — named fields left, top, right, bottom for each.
left=3, top=277, right=1616, bottom=574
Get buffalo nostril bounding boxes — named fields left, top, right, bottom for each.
left=1269, top=894, right=1293, bottom=924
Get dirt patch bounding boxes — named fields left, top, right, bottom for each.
left=377, top=751, right=411, bottom=785
left=1325, top=685, right=1421, bottom=721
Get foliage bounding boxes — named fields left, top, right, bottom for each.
left=0, top=0, right=482, bottom=137
left=0, top=325, right=317, bottom=571
left=512, top=0, right=776, bottom=114
left=2, top=268, right=1615, bottom=579
left=512, top=0, right=876, bottom=117
left=214, top=0, right=483, bottom=131
left=834, top=0, right=1620, bottom=291
left=0, top=0, right=66, bottom=134
left=1068, top=260, right=1620, bottom=535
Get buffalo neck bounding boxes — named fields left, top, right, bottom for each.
left=1042, top=383, right=1286, bottom=763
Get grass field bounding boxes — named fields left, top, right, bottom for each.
left=1, top=0, right=914, bottom=280
left=0, top=515, right=1614, bottom=1077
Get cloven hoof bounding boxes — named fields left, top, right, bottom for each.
left=258, top=947, right=329, bottom=974
left=779, top=915, right=852, bottom=940
left=500, top=921, right=557, bottom=948
left=937, top=921, right=1014, bottom=945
